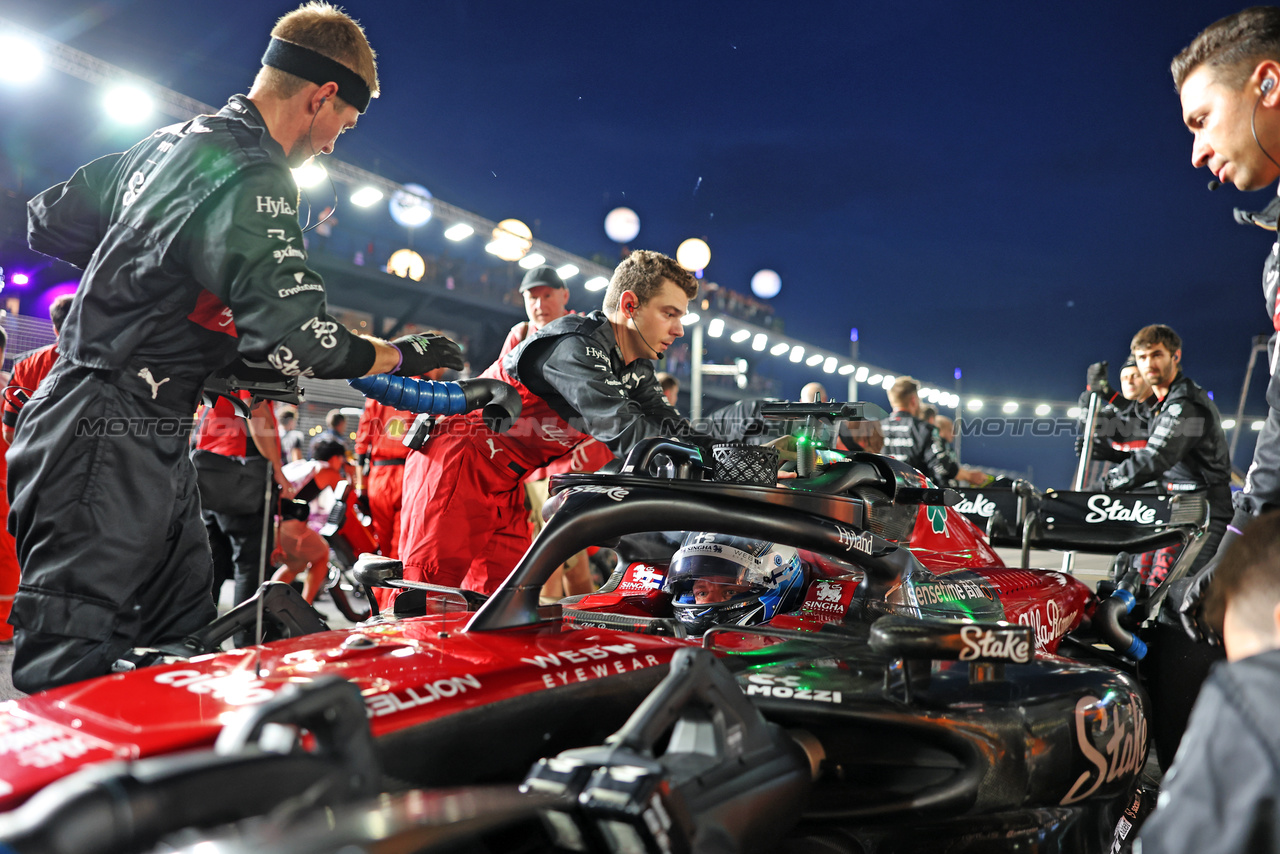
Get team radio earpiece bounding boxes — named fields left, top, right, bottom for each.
left=625, top=298, right=664, bottom=359
left=1212, top=77, right=1280, bottom=190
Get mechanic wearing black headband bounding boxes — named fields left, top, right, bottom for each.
left=12, top=2, right=462, bottom=694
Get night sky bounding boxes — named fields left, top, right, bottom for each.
left=0, top=0, right=1274, bottom=485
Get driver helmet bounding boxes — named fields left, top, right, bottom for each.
left=662, top=533, right=808, bottom=636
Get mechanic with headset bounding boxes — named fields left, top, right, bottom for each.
left=399, top=250, right=752, bottom=597
left=10, top=3, right=463, bottom=693
left=1172, top=7, right=1280, bottom=640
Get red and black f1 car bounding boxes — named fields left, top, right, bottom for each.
left=0, top=401, right=1204, bottom=854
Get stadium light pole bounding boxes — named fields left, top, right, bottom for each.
left=690, top=320, right=705, bottom=421
left=848, top=327, right=859, bottom=403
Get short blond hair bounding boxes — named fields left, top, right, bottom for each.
left=255, top=2, right=379, bottom=104
left=887, top=376, right=920, bottom=410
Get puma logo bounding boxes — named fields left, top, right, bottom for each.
left=137, top=368, right=170, bottom=400
left=486, top=438, right=502, bottom=459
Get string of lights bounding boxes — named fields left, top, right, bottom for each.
left=0, top=15, right=1115, bottom=419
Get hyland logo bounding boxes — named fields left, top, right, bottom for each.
left=955, top=494, right=996, bottom=518
left=1084, top=494, right=1157, bottom=525
left=255, top=196, right=297, bottom=218
left=834, top=526, right=875, bottom=554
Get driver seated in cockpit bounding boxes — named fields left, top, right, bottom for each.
left=662, top=533, right=810, bottom=635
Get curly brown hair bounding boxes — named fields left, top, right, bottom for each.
left=1172, top=7, right=1280, bottom=92
left=1130, top=324, right=1182, bottom=356
left=603, top=250, right=697, bottom=313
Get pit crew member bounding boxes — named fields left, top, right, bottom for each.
left=10, top=3, right=462, bottom=693
left=399, top=250, right=741, bottom=596
left=1172, top=7, right=1280, bottom=637
left=1077, top=356, right=1154, bottom=467
left=1136, top=511, right=1280, bottom=854
left=1100, top=325, right=1231, bottom=576
left=1, top=294, right=72, bottom=445
left=882, top=376, right=985, bottom=486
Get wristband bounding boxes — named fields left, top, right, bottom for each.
left=389, top=343, right=404, bottom=375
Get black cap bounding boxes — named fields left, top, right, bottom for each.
left=1121, top=355, right=1138, bottom=370
left=520, top=265, right=567, bottom=293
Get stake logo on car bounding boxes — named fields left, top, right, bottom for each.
left=1061, top=694, right=1148, bottom=805
left=955, top=494, right=996, bottom=518
left=958, top=624, right=1032, bottom=663
left=1084, top=495, right=1158, bottom=524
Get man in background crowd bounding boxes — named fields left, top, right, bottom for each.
left=309, top=408, right=349, bottom=459
left=656, top=371, right=680, bottom=408
left=503, top=265, right=571, bottom=354
left=278, top=406, right=305, bottom=462
left=882, top=377, right=986, bottom=486
left=800, top=382, right=827, bottom=403
left=1, top=294, right=72, bottom=444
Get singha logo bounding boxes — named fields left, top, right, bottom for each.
left=815, top=582, right=842, bottom=603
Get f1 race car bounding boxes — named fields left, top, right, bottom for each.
left=0, top=402, right=1203, bottom=853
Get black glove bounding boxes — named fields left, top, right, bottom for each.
left=355, top=490, right=371, bottom=517
left=390, top=333, right=465, bottom=377
left=1086, top=361, right=1117, bottom=402
left=1174, top=525, right=1242, bottom=643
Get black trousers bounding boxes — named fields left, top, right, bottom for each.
left=6, top=366, right=216, bottom=694
left=205, top=507, right=271, bottom=608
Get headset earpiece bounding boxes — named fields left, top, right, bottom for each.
left=1264, top=78, right=1275, bottom=93
left=318, top=96, right=328, bottom=108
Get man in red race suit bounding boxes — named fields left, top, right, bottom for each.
left=399, top=250, right=720, bottom=596
left=499, top=264, right=611, bottom=600
left=1, top=295, right=73, bottom=445
left=354, top=366, right=447, bottom=560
